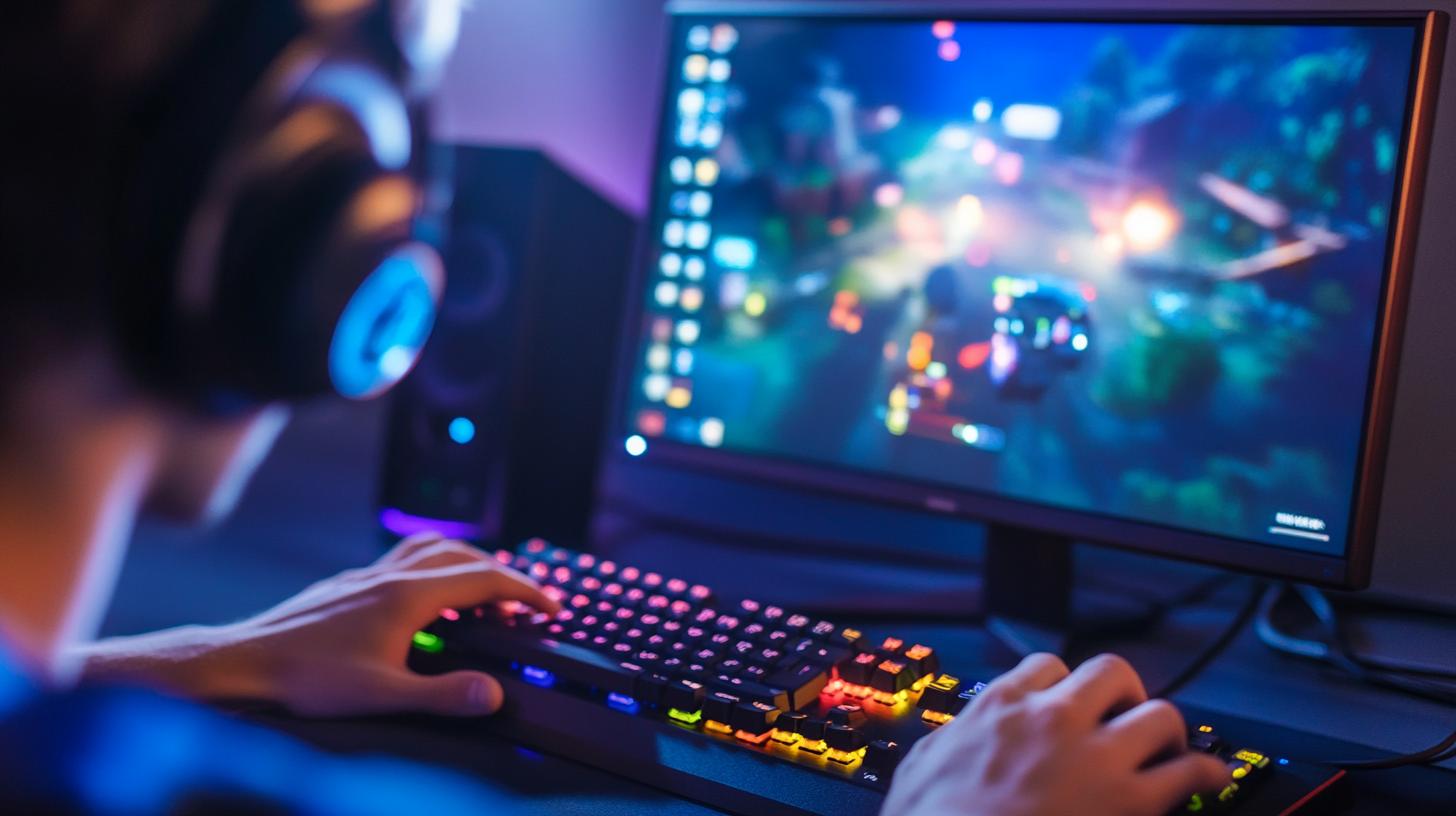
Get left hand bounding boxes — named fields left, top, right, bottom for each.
left=72, top=533, right=560, bottom=717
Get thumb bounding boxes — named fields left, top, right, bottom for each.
left=376, top=669, right=505, bottom=717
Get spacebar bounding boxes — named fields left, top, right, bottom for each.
left=449, top=626, right=639, bottom=695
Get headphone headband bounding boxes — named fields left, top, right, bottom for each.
left=124, top=1, right=459, bottom=413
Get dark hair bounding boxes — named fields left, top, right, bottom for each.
left=0, top=2, right=290, bottom=414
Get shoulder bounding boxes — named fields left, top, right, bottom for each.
left=0, top=678, right=505, bottom=814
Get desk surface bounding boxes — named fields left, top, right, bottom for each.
left=106, top=401, right=1456, bottom=813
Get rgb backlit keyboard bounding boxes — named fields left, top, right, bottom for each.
left=409, top=540, right=1343, bottom=815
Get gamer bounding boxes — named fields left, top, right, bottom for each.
left=0, top=2, right=1234, bottom=814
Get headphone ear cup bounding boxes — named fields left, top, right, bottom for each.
left=326, top=238, right=443, bottom=400
left=200, top=106, right=439, bottom=405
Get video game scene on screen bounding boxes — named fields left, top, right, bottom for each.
left=625, top=18, right=1419, bottom=556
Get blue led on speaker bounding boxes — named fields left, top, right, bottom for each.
left=625, top=435, right=648, bottom=457
left=448, top=416, right=476, bottom=445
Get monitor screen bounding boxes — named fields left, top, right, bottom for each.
left=621, top=11, right=1428, bottom=563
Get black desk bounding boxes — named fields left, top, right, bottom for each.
left=105, top=402, right=1456, bottom=813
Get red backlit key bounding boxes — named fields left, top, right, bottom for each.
left=839, top=652, right=879, bottom=686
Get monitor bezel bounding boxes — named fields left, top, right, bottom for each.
left=606, top=3, right=1447, bottom=589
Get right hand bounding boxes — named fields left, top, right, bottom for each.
left=881, top=653, right=1230, bottom=816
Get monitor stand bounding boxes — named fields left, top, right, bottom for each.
left=982, top=523, right=1165, bottom=657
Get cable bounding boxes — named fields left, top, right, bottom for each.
left=1150, top=578, right=1266, bottom=699
left=1297, top=584, right=1456, bottom=680
left=1255, top=584, right=1456, bottom=706
left=1251, top=583, right=1456, bottom=769
left=1320, top=726, right=1456, bottom=770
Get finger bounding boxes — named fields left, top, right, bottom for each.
left=381, top=562, right=562, bottom=619
left=1101, top=699, right=1187, bottom=765
left=377, top=532, right=450, bottom=565
left=372, top=669, right=505, bottom=717
left=394, top=539, right=492, bottom=573
left=981, top=652, right=1069, bottom=703
left=1049, top=653, right=1148, bottom=720
left=1138, top=753, right=1231, bottom=813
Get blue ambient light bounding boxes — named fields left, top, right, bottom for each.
left=521, top=666, right=556, bottom=688
left=606, top=692, right=640, bottom=714
left=447, top=416, right=476, bottom=445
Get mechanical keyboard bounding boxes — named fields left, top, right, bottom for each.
left=409, top=540, right=1346, bottom=815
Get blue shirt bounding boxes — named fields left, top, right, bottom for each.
left=0, top=643, right=508, bottom=814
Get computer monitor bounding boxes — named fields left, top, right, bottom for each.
left=611, top=2, right=1446, bottom=609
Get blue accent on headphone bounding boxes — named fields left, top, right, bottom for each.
left=328, top=248, right=439, bottom=399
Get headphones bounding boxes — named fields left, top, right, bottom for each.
left=120, top=0, right=461, bottom=413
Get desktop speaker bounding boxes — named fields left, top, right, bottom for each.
left=377, top=145, right=637, bottom=546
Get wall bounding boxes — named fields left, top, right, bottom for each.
left=437, top=0, right=669, bottom=213
left=437, top=0, right=1456, bottom=608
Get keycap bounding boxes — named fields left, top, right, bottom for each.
left=871, top=659, right=913, bottom=694
left=797, top=642, right=853, bottom=667
left=708, top=677, right=790, bottom=710
left=1227, top=749, right=1270, bottom=785
left=765, top=662, right=828, bottom=710
left=901, top=644, right=939, bottom=678
left=661, top=678, right=704, bottom=712
left=729, top=701, right=781, bottom=737
left=741, top=665, right=769, bottom=683
left=1189, top=725, right=1225, bottom=754
left=751, top=647, right=786, bottom=668
left=774, top=711, right=808, bottom=737
left=703, top=690, right=741, bottom=726
left=825, top=724, right=867, bottom=752
left=634, top=672, right=672, bottom=707
left=796, top=717, right=830, bottom=753
left=839, top=652, right=879, bottom=686
left=827, top=627, right=867, bottom=650
left=953, top=683, right=984, bottom=714
left=917, top=674, right=962, bottom=714
left=828, top=703, right=868, bottom=728
left=864, top=740, right=903, bottom=774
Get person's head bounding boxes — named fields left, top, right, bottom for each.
left=0, top=1, right=458, bottom=522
